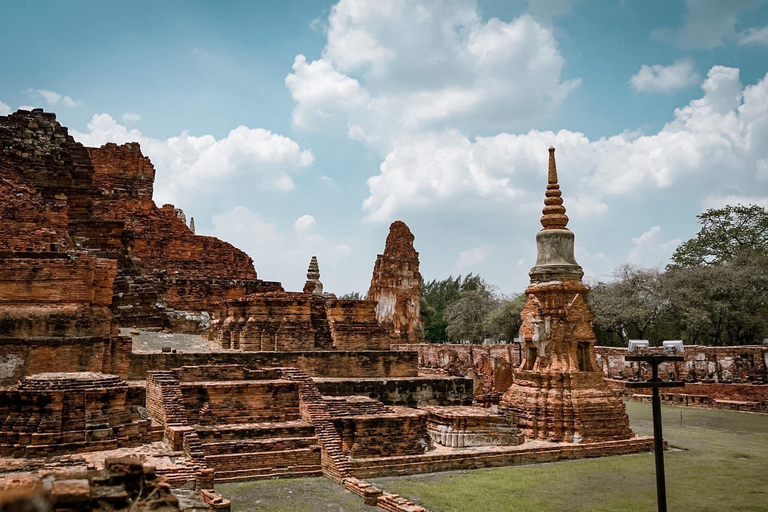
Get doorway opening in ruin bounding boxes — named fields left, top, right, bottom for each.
left=526, top=347, right=538, bottom=370
left=577, top=342, right=590, bottom=371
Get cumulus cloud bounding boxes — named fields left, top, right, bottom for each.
left=627, top=226, right=682, bottom=267
left=651, top=0, right=764, bottom=49
left=294, top=214, right=318, bottom=236
left=212, top=206, right=353, bottom=291
left=738, top=24, right=768, bottom=45
left=121, top=112, right=141, bottom=122
left=457, top=246, right=492, bottom=269
left=71, top=113, right=313, bottom=206
left=363, top=66, right=768, bottom=223
left=25, top=89, right=79, bottom=107
left=0, top=100, right=11, bottom=116
left=286, top=0, right=579, bottom=148
left=701, top=194, right=768, bottom=210
left=629, top=60, right=699, bottom=93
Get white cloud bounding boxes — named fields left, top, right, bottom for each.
left=25, top=89, right=79, bottom=107
left=629, top=60, right=699, bottom=93
left=294, top=214, right=318, bottom=236
left=701, top=194, right=768, bottom=210
left=71, top=113, right=313, bottom=206
left=627, top=226, right=681, bottom=267
left=363, top=66, right=768, bottom=228
left=457, top=246, right=491, bottom=268
left=18, top=105, right=38, bottom=111
left=286, top=0, right=579, bottom=149
left=651, top=0, right=764, bottom=49
left=0, top=100, right=11, bottom=115
left=211, top=206, right=354, bottom=292
left=738, top=24, right=768, bottom=45
left=121, top=112, right=141, bottom=122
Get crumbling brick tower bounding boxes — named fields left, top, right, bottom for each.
left=501, top=147, right=633, bottom=443
left=368, top=221, right=424, bottom=342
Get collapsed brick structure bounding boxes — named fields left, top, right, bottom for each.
left=501, top=148, right=633, bottom=442
left=0, top=457, right=229, bottom=512
left=368, top=221, right=424, bottom=342
left=208, top=292, right=391, bottom=351
left=393, top=343, right=521, bottom=405
left=0, top=373, right=155, bottom=457
left=0, top=109, right=280, bottom=337
left=596, top=345, right=768, bottom=384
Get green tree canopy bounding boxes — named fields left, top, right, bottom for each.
left=483, top=294, right=527, bottom=343
left=670, top=204, right=768, bottom=267
left=420, top=274, right=491, bottom=342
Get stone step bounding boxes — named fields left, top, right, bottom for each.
left=201, top=436, right=320, bottom=455
left=213, top=467, right=323, bottom=483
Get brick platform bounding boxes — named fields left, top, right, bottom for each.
left=0, top=373, right=153, bottom=458
left=351, top=435, right=655, bottom=478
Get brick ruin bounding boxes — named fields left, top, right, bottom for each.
left=500, top=148, right=633, bottom=443
left=208, top=293, right=391, bottom=351
left=0, top=373, right=155, bottom=458
left=0, top=113, right=662, bottom=512
left=0, top=109, right=281, bottom=339
left=395, top=342, right=768, bottom=413
left=0, top=457, right=229, bottom=512
left=368, top=221, right=424, bottom=342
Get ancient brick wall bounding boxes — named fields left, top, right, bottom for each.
left=0, top=373, right=152, bottom=457
left=0, top=336, right=132, bottom=386
left=0, top=110, right=96, bottom=226
left=368, top=221, right=423, bottom=343
left=130, top=350, right=420, bottom=380
left=0, top=160, right=71, bottom=252
left=0, top=110, right=281, bottom=332
left=0, top=253, right=117, bottom=338
left=0, top=250, right=132, bottom=385
left=335, top=408, right=429, bottom=459
left=393, top=343, right=520, bottom=401
left=209, top=293, right=390, bottom=351
left=596, top=345, right=768, bottom=383
left=316, top=376, right=473, bottom=407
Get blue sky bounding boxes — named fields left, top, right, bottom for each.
left=2, top=0, right=767, bottom=295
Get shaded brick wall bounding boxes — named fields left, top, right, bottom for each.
left=595, top=345, right=768, bottom=383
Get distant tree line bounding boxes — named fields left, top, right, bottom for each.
left=418, top=205, right=768, bottom=347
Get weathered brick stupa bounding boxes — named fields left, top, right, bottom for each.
left=501, top=147, right=633, bottom=443
left=368, top=221, right=424, bottom=342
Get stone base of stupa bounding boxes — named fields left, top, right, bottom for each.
left=502, top=370, right=633, bottom=443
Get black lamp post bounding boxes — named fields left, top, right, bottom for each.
left=625, top=353, right=685, bottom=512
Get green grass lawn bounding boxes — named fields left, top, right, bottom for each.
left=218, top=403, right=768, bottom=512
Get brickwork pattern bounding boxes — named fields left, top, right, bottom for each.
left=0, top=373, right=152, bottom=458
left=368, top=221, right=424, bottom=342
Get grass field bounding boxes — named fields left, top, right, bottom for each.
left=218, top=402, right=768, bottom=512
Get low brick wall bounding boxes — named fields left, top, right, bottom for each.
left=607, top=379, right=768, bottom=412
left=352, top=436, right=655, bottom=478
left=0, top=336, right=132, bottom=386
left=315, top=376, right=473, bottom=406
left=130, top=350, right=419, bottom=380
left=595, top=345, right=768, bottom=383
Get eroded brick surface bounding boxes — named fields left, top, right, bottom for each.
left=209, top=292, right=391, bottom=351
left=0, top=373, right=152, bottom=458
left=368, top=221, right=423, bottom=343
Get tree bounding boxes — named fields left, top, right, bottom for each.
left=588, top=265, right=673, bottom=346
left=483, top=294, right=526, bottom=342
left=420, top=274, right=489, bottom=342
left=339, top=291, right=364, bottom=300
left=444, top=288, right=500, bottom=343
left=670, top=204, right=768, bottom=267
left=665, top=251, right=768, bottom=345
